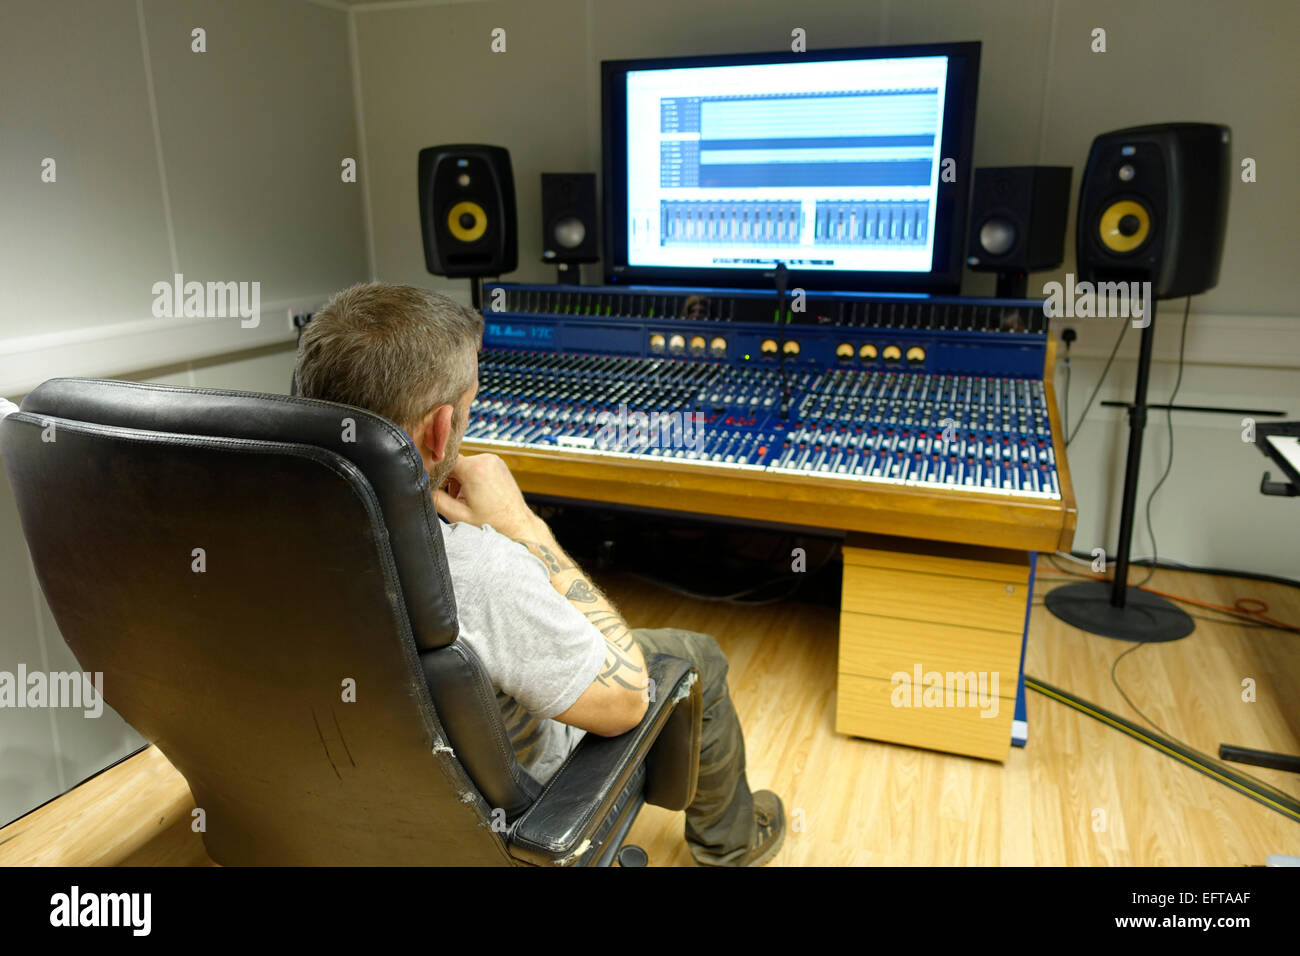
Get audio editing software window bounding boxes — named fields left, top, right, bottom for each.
left=624, top=56, right=949, bottom=273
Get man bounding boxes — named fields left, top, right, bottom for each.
left=294, top=282, right=784, bottom=866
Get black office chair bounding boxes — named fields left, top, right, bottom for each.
left=0, top=378, right=702, bottom=866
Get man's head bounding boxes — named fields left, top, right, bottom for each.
left=294, top=283, right=483, bottom=488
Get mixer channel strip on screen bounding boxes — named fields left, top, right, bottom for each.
left=814, top=200, right=929, bottom=246
left=468, top=284, right=1063, bottom=501
left=660, top=200, right=804, bottom=245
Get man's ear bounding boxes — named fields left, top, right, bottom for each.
left=411, top=403, right=456, bottom=474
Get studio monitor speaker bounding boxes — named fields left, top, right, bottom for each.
left=541, top=173, right=600, bottom=264
left=418, top=144, right=517, bottom=278
left=966, top=166, right=1072, bottom=274
left=1076, top=123, right=1230, bottom=299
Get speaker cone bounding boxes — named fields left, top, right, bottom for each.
left=1097, top=199, right=1151, bottom=254
left=978, top=217, right=1017, bottom=256
left=553, top=216, right=586, bottom=249
left=446, top=201, right=488, bottom=243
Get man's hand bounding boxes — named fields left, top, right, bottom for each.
left=431, top=453, right=544, bottom=542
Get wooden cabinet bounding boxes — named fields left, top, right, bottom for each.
left=835, top=534, right=1031, bottom=762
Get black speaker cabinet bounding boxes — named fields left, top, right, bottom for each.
left=418, top=144, right=517, bottom=278
left=541, top=173, right=599, bottom=264
left=967, top=166, right=1071, bottom=274
left=1076, top=123, right=1230, bottom=299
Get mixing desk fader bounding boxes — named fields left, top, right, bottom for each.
left=467, top=283, right=1063, bottom=501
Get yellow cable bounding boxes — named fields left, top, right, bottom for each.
left=1026, top=676, right=1300, bottom=824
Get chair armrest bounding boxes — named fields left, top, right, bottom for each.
left=507, top=653, right=701, bottom=866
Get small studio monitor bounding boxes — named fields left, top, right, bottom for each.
left=1076, top=123, right=1230, bottom=299
left=966, top=166, right=1072, bottom=297
left=541, top=173, right=600, bottom=266
left=418, top=144, right=517, bottom=278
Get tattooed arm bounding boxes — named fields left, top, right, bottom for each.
left=516, top=528, right=651, bottom=736
left=431, top=453, right=648, bottom=735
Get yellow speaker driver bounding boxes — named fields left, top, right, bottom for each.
left=447, top=201, right=488, bottom=242
left=1097, top=199, right=1151, bottom=253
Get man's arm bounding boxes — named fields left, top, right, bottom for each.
left=433, top=453, right=650, bottom=736
left=514, top=526, right=650, bottom=722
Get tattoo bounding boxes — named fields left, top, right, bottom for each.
left=519, top=540, right=575, bottom=575
left=565, top=578, right=599, bottom=603
left=584, top=609, right=636, bottom=652
left=596, top=640, right=645, bottom=691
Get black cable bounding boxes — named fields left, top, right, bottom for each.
left=1066, top=316, right=1128, bottom=446
left=1034, top=571, right=1300, bottom=809
left=1136, top=296, right=1191, bottom=588
left=1060, top=327, right=1076, bottom=442
left=1027, top=675, right=1300, bottom=821
left=1109, top=642, right=1172, bottom=738
left=1062, top=357, right=1071, bottom=441
left=1107, top=644, right=1299, bottom=804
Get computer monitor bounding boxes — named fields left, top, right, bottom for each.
left=602, top=42, right=980, bottom=293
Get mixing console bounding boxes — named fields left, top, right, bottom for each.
left=467, top=283, right=1062, bottom=500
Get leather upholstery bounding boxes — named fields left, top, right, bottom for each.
left=509, top=653, right=701, bottom=865
left=18, top=378, right=458, bottom=650
left=419, top=639, right=542, bottom=819
left=1, top=379, right=703, bottom=866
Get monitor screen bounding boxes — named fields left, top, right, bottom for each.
left=602, top=43, right=980, bottom=293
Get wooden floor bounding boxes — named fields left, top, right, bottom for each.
left=618, top=561, right=1300, bottom=865
left=2, top=559, right=1296, bottom=866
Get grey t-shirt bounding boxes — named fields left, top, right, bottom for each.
left=438, top=519, right=607, bottom=785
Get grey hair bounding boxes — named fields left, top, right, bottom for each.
left=294, top=283, right=483, bottom=432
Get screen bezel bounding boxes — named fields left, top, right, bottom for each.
left=601, top=42, right=980, bottom=294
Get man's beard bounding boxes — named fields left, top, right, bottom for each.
left=428, top=407, right=464, bottom=490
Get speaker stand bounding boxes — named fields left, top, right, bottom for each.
left=551, top=262, right=582, bottom=285
left=1044, top=297, right=1195, bottom=643
left=469, top=277, right=484, bottom=311
left=995, top=271, right=1028, bottom=298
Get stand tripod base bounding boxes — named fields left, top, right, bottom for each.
left=1045, top=580, right=1194, bottom=643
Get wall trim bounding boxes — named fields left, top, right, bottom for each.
left=0, top=296, right=323, bottom=399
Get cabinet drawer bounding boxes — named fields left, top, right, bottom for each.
left=838, top=611, right=1023, bottom=687
left=836, top=671, right=1014, bottom=762
left=842, top=563, right=1027, bottom=633
left=843, top=537, right=1030, bottom=584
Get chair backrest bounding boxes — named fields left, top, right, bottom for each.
left=0, top=378, right=542, bottom=864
